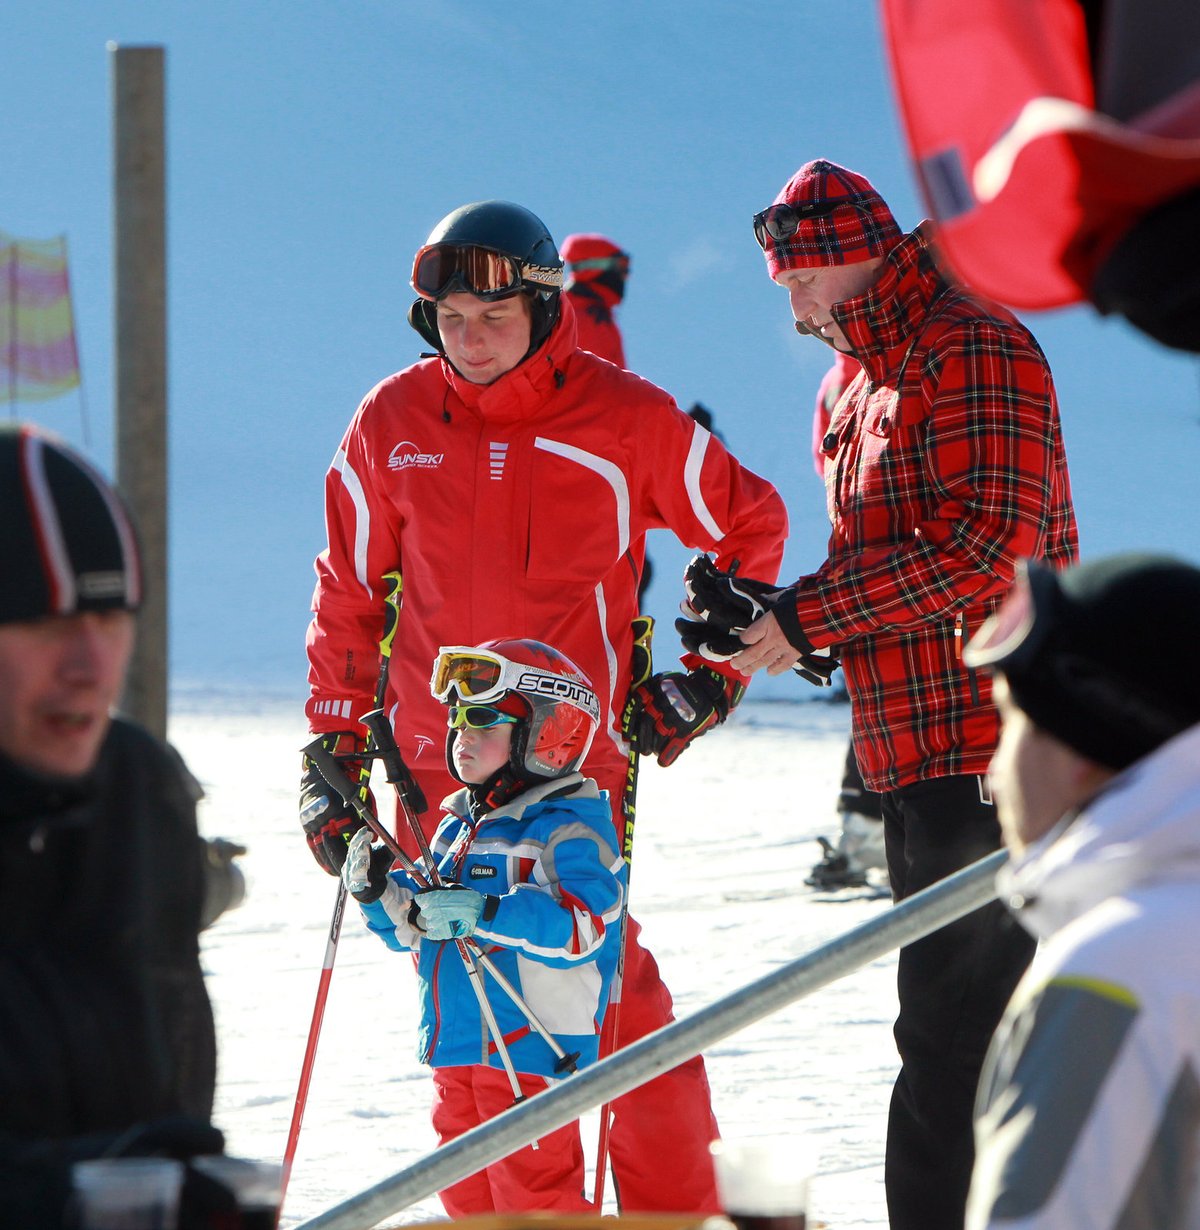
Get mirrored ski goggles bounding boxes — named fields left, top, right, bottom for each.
left=752, top=198, right=876, bottom=249
left=962, top=561, right=1060, bottom=675
left=446, top=704, right=519, bottom=731
left=431, top=647, right=515, bottom=705
left=431, top=645, right=601, bottom=720
left=568, top=254, right=630, bottom=275
left=412, top=244, right=524, bottom=301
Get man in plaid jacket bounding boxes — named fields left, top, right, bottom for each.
left=698, top=160, right=1078, bottom=1230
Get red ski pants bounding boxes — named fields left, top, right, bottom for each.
left=428, top=922, right=720, bottom=1215
left=432, top=1066, right=591, bottom=1215
left=602, top=916, right=721, bottom=1212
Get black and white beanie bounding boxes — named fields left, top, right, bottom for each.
left=0, top=423, right=142, bottom=625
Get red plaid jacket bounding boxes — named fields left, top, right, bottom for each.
left=789, top=224, right=1078, bottom=791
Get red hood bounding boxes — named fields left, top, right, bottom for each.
left=442, top=295, right=581, bottom=424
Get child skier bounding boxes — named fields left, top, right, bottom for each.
left=341, top=638, right=627, bottom=1214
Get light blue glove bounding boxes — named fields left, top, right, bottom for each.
left=415, top=885, right=487, bottom=940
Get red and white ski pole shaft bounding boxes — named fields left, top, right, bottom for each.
left=592, top=614, right=654, bottom=1208
left=279, top=571, right=404, bottom=1217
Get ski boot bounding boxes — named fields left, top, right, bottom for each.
left=805, top=811, right=888, bottom=890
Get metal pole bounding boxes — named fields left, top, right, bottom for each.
left=293, top=848, right=1009, bottom=1230
left=111, top=43, right=167, bottom=737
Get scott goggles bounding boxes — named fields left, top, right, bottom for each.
left=411, top=243, right=562, bottom=302
left=752, top=198, right=875, bottom=250
left=430, top=646, right=601, bottom=721
left=447, top=704, right=518, bottom=731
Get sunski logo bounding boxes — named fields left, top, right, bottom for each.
left=388, top=441, right=444, bottom=471
left=516, top=669, right=600, bottom=720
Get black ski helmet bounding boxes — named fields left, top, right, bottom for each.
left=408, top=200, right=563, bottom=364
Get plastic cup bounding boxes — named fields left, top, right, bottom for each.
left=710, top=1139, right=816, bottom=1230
left=71, top=1157, right=185, bottom=1229
left=192, top=1156, right=283, bottom=1230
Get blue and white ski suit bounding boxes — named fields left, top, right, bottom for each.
left=357, top=772, right=626, bottom=1078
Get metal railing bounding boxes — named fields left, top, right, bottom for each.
left=293, top=848, right=1007, bottom=1230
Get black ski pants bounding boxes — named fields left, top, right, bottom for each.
left=881, top=774, right=1035, bottom=1230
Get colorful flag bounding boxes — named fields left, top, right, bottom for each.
left=1, top=232, right=82, bottom=404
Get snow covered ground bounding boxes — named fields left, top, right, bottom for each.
left=176, top=685, right=901, bottom=1229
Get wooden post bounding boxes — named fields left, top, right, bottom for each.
left=111, top=43, right=167, bottom=737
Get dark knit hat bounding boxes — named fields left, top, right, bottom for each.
left=0, top=423, right=142, bottom=625
left=757, top=159, right=903, bottom=279
left=964, top=553, right=1200, bottom=770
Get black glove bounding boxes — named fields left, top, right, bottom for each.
left=681, top=553, right=784, bottom=632
left=677, top=554, right=841, bottom=688
left=624, top=666, right=745, bottom=766
left=300, top=731, right=370, bottom=876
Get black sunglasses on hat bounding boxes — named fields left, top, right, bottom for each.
left=752, top=198, right=877, bottom=250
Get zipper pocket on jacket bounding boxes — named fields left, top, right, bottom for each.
left=423, top=944, right=446, bottom=1063
left=956, top=613, right=981, bottom=706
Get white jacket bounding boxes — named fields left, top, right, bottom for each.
left=968, top=722, right=1200, bottom=1230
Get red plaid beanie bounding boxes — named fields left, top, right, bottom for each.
left=762, top=159, right=902, bottom=278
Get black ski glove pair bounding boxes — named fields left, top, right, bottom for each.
left=299, top=731, right=372, bottom=876
left=677, top=554, right=840, bottom=688
left=625, top=665, right=745, bottom=766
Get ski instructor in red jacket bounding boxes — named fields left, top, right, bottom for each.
left=300, top=200, right=787, bottom=1213
left=683, top=161, right=1078, bottom=1230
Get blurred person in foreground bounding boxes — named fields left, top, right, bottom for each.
left=0, top=423, right=244, bottom=1225
left=680, top=159, right=1078, bottom=1229
left=963, top=552, right=1200, bottom=1230
left=300, top=200, right=788, bottom=1211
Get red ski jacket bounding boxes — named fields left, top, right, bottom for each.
left=789, top=224, right=1078, bottom=791
left=306, top=298, right=787, bottom=811
left=566, top=283, right=626, bottom=368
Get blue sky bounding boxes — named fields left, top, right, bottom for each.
left=6, top=1, right=1199, bottom=696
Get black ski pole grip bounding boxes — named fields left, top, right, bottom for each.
left=302, top=737, right=368, bottom=812
left=359, top=708, right=428, bottom=816
left=302, top=736, right=432, bottom=887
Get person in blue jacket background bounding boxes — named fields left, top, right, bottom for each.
left=342, top=637, right=625, bottom=1215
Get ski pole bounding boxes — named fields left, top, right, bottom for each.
left=592, top=613, right=654, bottom=1209
left=280, top=571, right=404, bottom=1216
left=360, top=708, right=580, bottom=1077
left=278, top=878, right=346, bottom=1221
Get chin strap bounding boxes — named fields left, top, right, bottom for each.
left=470, top=766, right=536, bottom=814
